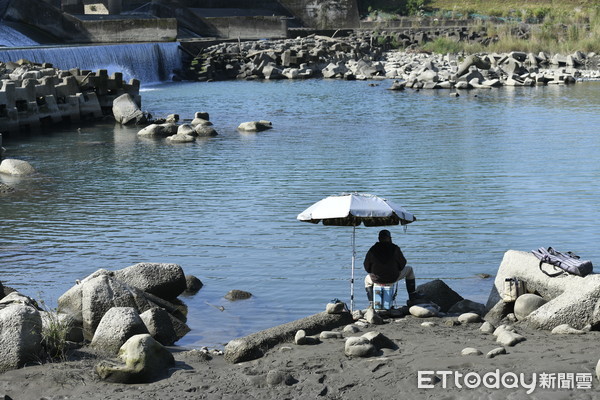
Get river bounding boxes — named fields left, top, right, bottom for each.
left=1, top=78, right=599, bottom=348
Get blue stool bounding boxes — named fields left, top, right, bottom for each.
left=373, top=283, right=397, bottom=311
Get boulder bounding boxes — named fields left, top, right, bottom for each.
left=364, top=308, right=384, bottom=324
left=237, top=121, right=273, bottom=132
left=326, top=302, right=346, bottom=314
left=137, top=124, right=165, bottom=137
left=461, top=347, right=482, bottom=356
left=487, top=250, right=600, bottom=330
left=224, top=289, right=252, bottom=301
left=409, top=304, right=439, bottom=318
left=514, top=293, right=547, bottom=320
left=0, top=304, right=42, bottom=373
left=194, top=125, right=218, bottom=137
left=61, top=274, right=155, bottom=341
left=362, top=331, right=396, bottom=350
left=193, top=112, right=210, bottom=121
left=455, top=55, right=491, bottom=78
left=95, top=334, right=174, bottom=383
left=494, top=326, right=525, bottom=346
left=165, top=114, right=179, bottom=123
left=388, top=80, right=406, bottom=90
left=140, top=307, right=189, bottom=346
left=166, top=133, right=195, bottom=143
left=344, top=336, right=376, bottom=357
left=458, top=312, right=482, bottom=324
left=319, top=331, right=343, bottom=340
left=184, top=275, right=203, bottom=294
left=448, top=299, right=486, bottom=315
left=416, top=280, right=463, bottom=312
left=294, top=329, right=318, bottom=345
left=0, top=159, right=35, bottom=176
left=479, top=321, right=495, bottom=334
left=112, top=94, right=147, bottom=125
left=551, top=324, right=585, bottom=335
left=90, top=307, right=149, bottom=354
left=343, top=324, right=360, bottom=334
left=0, top=292, right=40, bottom=310
left=486, top=347, right=506, bottom=359
left=114, top=263, right=186, bottom=300
left=176, top=123, right=195, bottom=136
left=137, top=123, right=178, bottom=137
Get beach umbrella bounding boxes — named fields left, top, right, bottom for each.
left=297, top=192, right=416, bottom=311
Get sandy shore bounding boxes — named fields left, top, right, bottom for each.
left=1, top=311, right=599, bottom=400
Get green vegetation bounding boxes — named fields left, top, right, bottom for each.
left=358, top=0, right=431, bottom=18
left=361, top=0, right=600, bottom=53
left=39, top=298, right=72, bottom=361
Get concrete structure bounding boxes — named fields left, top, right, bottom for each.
left=0, top=63, right=140, bottom=134
left=3, top=0, right=361, bottom=43
left=3, top=0, right=177, bottom=43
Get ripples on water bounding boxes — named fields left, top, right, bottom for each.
left=1, top=80, right=599, bottom=348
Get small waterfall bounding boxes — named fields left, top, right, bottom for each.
left=0, top=42, right=182, bottom=85
left=0, top=22, right=39, bottom=47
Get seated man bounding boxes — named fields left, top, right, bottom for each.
left=364, top=229, right=418, bottom=307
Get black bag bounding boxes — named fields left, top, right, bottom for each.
left=532, top=247, right=593, bottom=277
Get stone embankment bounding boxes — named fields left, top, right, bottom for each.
left=0, top=61, right=141, bottom=135
left=185, top=31, right=600, bottom=86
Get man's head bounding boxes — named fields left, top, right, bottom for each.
left=378, top=229, right=392, bottom=242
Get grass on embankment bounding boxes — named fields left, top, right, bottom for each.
left=390, top=0, right=600, bottom=54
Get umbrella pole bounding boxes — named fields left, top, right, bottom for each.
left=350, top=225, right=356, bottom=312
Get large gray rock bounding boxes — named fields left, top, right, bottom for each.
left=416, top=280, right=463, bottom=312
left=59, top=274, right=155, bottom=341
left=95, top=334, right=174, bottom=383
left=91, top=307, right=149, bottom=354
left=361, top=331, right=397, bottom=350
left=0, top=291, right=40, bottom=310
left=114, top=263, right=186, bottom=300
left=139, top=308, right=189, bottom=346
left=0, top=159, right=35, bottom=176
left=487, top=250, right=600, bottom=330
left=225, top=311, right=353, bottom=363
left=0, top=304, right=42, bottom=372
left=448, top=299, right=487, bottom=315
left=237, top=121, right=272, bottom=132
left=455, top=55, right=491, bottom=78
left=194, top=125, right=218, bottom=137
left=112, top=93, right=147, bottom=125
left=344, top=336, right=376, bottom=357
left=514, top=293, right=547, bottom=320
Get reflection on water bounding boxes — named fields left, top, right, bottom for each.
left=2, top=80, right=600, bottom=348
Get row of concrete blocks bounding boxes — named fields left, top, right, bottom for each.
left=0, top=68, right=141, bottom=134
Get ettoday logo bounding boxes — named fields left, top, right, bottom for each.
left=418, top=370, right=593, bottom=393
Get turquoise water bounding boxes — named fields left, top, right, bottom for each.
left=1, top=79, right=599, bottom=348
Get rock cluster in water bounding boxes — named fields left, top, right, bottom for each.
left=185, top=32, right=600, bottom=86
left=0, top=60, right=141, bottom=134
left=0, top=263, right=201, bottom=381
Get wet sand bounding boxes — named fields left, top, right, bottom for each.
left=1, top=312, right=598, bottom=400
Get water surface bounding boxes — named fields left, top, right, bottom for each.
left=1, top=79, right=599, bottom=348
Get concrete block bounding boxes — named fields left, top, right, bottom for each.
left=78, top=92, right=103, bottom=119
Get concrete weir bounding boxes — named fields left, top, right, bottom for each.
left=0, top=64, right=140, bottom=134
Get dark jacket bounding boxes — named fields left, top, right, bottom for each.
left=363, top=241, right=407, bottom=284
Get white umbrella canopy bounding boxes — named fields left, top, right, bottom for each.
left=297, top=193, right=416, bottom=311
left=297, top=192, right=416, bottom=226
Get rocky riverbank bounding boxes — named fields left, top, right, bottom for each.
left=185, top=32, right=600, bottom=87
left=2, top=250, right=600, bottom=399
